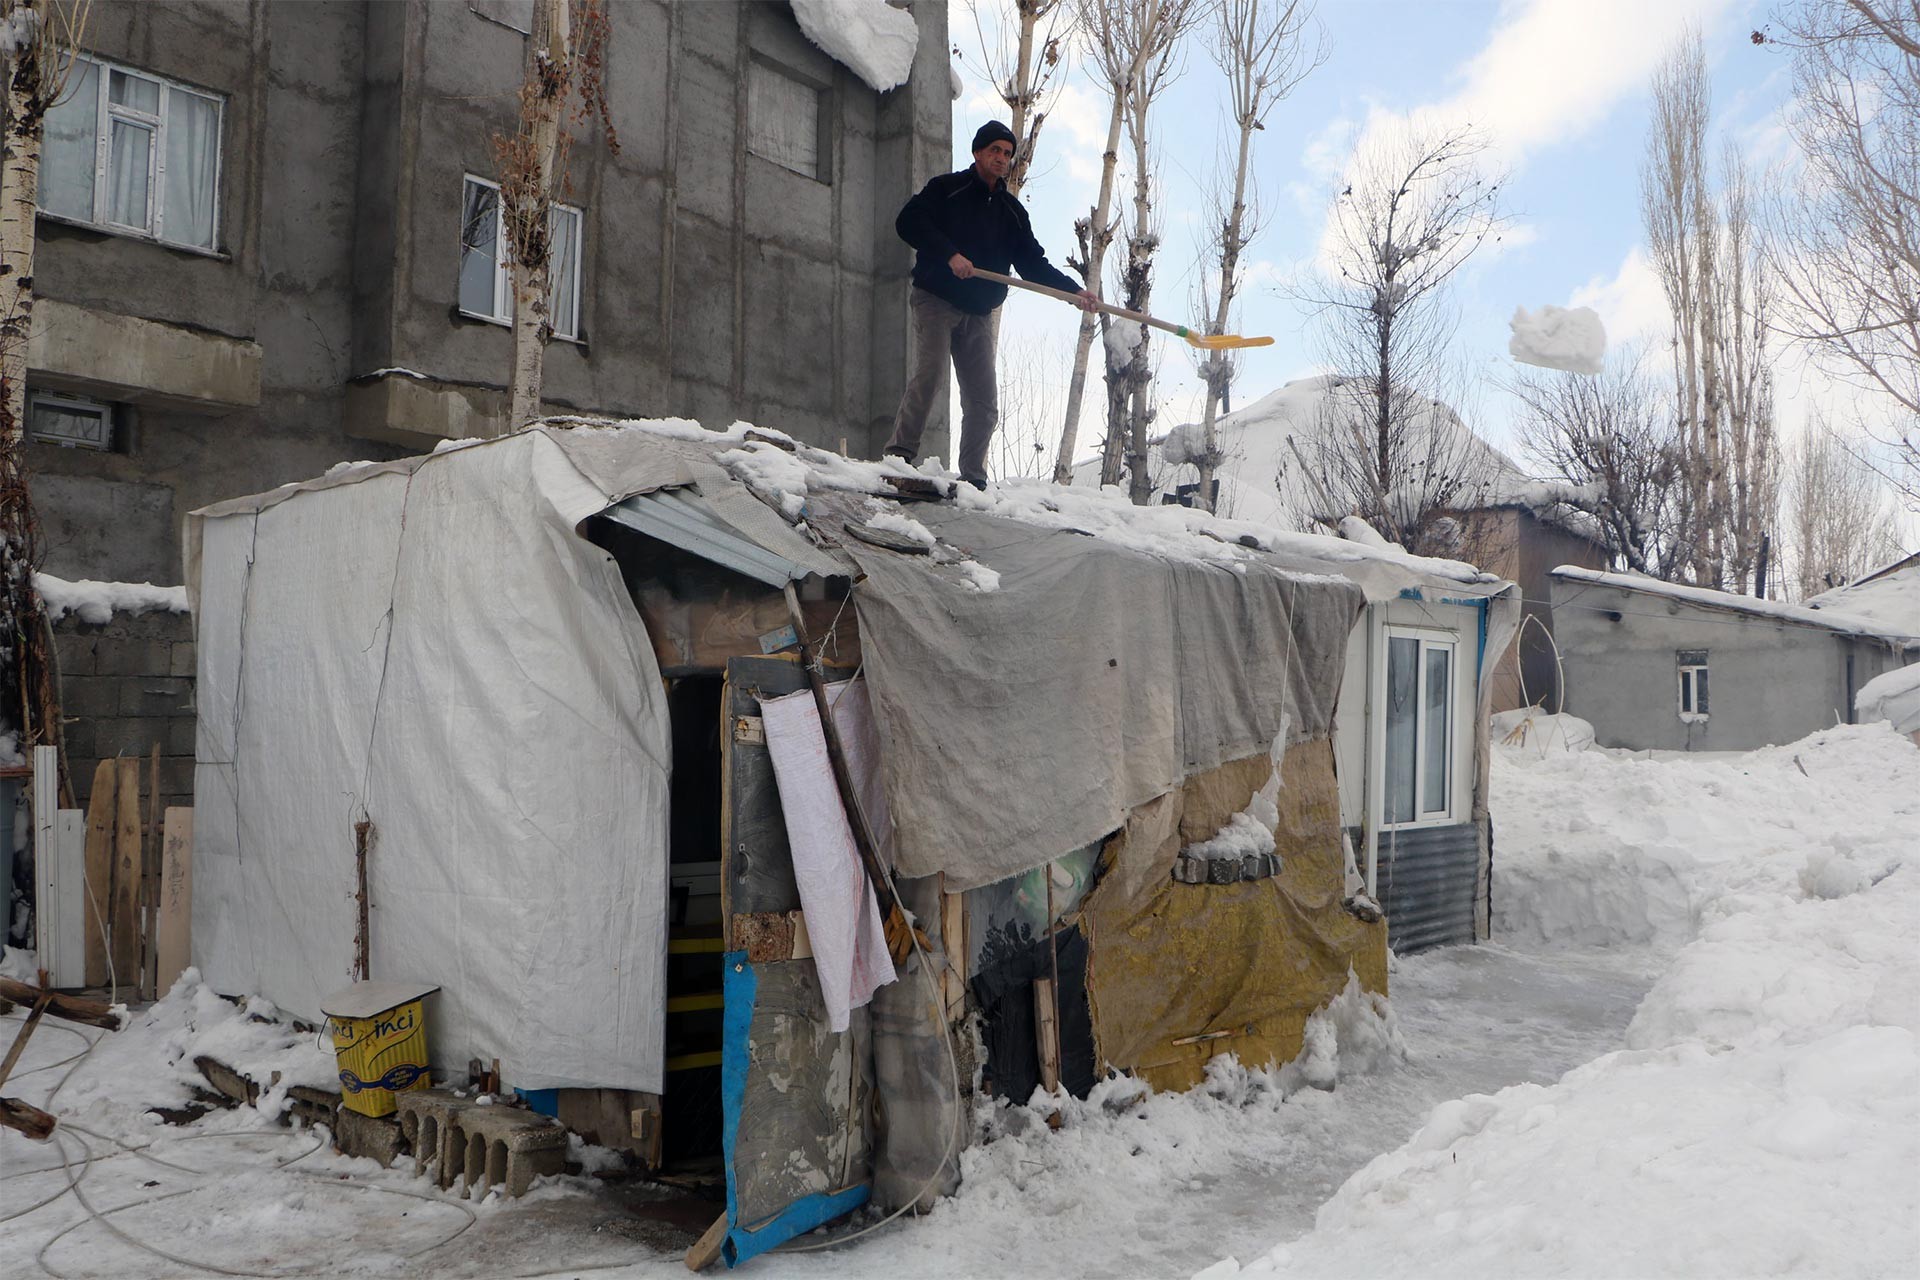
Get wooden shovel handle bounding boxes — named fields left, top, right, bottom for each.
left=971, top=268, right=1192, bottom=341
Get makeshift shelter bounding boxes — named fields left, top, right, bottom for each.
left=185, top=419, right=1508, bottom=1264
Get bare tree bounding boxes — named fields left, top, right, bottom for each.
left=495, top=0, right=618, bottom=432
left=1509, top=350, right=1689, bottom=579
left=1052, top=0, right=1198, bottom=484
left=2, top=0, right=89, bottom=764
left=1191, top=0, right=1324, bottom=509
left=1295, top=122, right=1507, bottom=550
left=1759, top=0, right=1920, bottom=501
left=968, top=0, right=1078, bottom=197
left=1784, top=416, right=1905, bottom=599
left=989, top=331, right=1071, bottom=481
left=1713, top=146, right=1779, bottom=592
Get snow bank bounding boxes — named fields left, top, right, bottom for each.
left=1856, top=662, right=1920, bottom=735
left=790, top=0, right=919, bottom=93
left=34, top=573, right=189, bottom=625
left=1201, top=725, right=1920, bottom=1280
left=1507, top=304, right=1606, bottom=375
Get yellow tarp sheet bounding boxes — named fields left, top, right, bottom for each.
left=1079, top=739, right=1387, bottom=1092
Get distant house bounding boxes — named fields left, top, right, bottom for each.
left=1549, top=556, right=1920, bottom=752
left=1128, top=375, right=1608, bottom=713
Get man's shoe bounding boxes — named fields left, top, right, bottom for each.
left=961, top=475, right=987, bottom=491
left=884, top=448, right=915, bottom=464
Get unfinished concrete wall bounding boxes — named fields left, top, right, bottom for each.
left=29, top=0, right=953, bottom=585
left=1550, top=577, right=1915, bottom=751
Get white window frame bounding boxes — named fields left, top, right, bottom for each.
left=1379, top=627, right=1458, bottom=829
left=38, top=53, right=226, bottom=254
left=458, top=175, right=584, bottom=341
left=1678, top=662, right=1709, bottom=723
left=25, top=390, right=114, bottom=451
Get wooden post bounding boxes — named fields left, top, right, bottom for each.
left=82, top=760, right=117, bottom=987
left=1033, top=977, right=1061, bottom=1094
left=142, top=745, right=160, bottom=1000
left=353, top=818, right=374, bottom=982
left=156, top=809, right=193, bottom=997
left=111, top=758, right=143, bottom=997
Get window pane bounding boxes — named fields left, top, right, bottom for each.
left=1384, top=637, right=1417, bottom=824
left=106, top=119, right=153, bottom=228
left=28, top=399, right=111, bottom=450
left=747, top=62, right=818, bottom=178
left=1422, top=646, right=1451, bottom=813
left=460, top=180, right=501, bottom=317
left=109, top=69, right=161, bottom=114
left=163, top=88, right=220, bottom=249
left=1694, top=669, right=1708, bottom=716
left=549, top=206, right=580, bottom=338
left=40, top=59, right=98, bottom=222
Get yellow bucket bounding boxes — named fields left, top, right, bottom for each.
left=320, top=981, right=440, bottom=1117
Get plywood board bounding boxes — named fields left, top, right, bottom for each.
left=156, top=808, right=193, bottom=998
left=82, top=760, right=117, bottom=988
left=111, top=758, right=143, bottom=992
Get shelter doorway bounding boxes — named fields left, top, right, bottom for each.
left=662, top=675, right=726, bottom=1171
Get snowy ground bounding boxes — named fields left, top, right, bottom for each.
left=2, top=724, right=1913, bottom=1279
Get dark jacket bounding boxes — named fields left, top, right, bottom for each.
left=896, top=168, right=1081, bottom=316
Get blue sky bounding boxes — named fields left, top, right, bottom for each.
left=951, top=0, right=1803, bottom=462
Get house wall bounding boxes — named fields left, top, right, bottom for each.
left=1549, top=577, right=1917, bottom=751
left=1462, top=507, right=1608, bottom=713
left=26, top=0, right=951, bottom=586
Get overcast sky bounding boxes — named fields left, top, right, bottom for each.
left=948, top=0, right=1825, bottom=467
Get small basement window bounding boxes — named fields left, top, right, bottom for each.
left=747, top=56, right=830, bottom=181
left=1677, top=650, right=1709, bottom=723
left=26, top=391, right=114, bottom=451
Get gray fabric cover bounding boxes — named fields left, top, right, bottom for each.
left=848, top=508, right=1365, bottom=891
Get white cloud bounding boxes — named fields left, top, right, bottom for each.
left=1570, top=246, right=1671, bottom=350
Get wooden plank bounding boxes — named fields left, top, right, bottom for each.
left=0, top=1096, right=56, bottom=1140
left=111, top=759, right=143, bottom=994
left=664, top=1050, right=723, bottom=1072
left=668, top=935, right=726, bottom=955
left=0, top=977, right=123, bottom=1030
left=1033, top=977, right=1061, bottom=1094
left=142, top=746, right=160, bottom=1000
left=684, top=1211, right=729, bottom=1273
left=666, top=992, right=725, bottom=1014
left=941, top=879, right=966, bottom=1025
left=81, top=760, right=118, bottom=988
left=156, top=809, right=193, bottom=998
left=0, top=992, right=53, bottom=1091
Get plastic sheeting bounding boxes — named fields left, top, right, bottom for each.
left=846, top=509, right=1365, bottom=892
left=190, top=432, right=673, bottom=1093
left=1080, top=739, right=1388, bottom=1093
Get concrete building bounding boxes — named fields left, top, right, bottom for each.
left=1549, top=563, right=1920, bottom=752
left=22, top=0, right=952, bottom=587
left=1459, top=504, right=1609, bottom=713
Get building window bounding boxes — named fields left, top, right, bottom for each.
left=38, top=54, right=223, bottom=252
left=26, top=391, right=113, bottom=451
left=1383, top=631, right=1454, bottom=825
left=747, top=57, right=829, bottom=181
left=459, top=175, right=584, bottom=340
left=1677, top=650, right=1709, bottom=723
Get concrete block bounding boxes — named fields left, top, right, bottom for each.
left=167, top=715, right=198, bottom=758
left=395, top=1090, right=567, bottom=1199
left=120, top=676, right=194, bottom=717
left=54, top=629, right=99, bottom=676
left=60, top=675, right=120, bottom=718
left=286, top=1084, right=341, bottom=1128
left=169, top=642, right=197, bottom=678
left=95, top=637, right=172, bottom=677
left=92, top=717, right=168, bottom=759
left=333, top=1105, right=408, bottom=1168
left=158, top=756, right=195, bottom=798
left=61, top=722, right=96, bottom=764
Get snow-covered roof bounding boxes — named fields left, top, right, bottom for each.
left=789, top=0, right=918, bottom=93
left=1120, top=374, right=1602, bottom=546
left=1805, top=552, right=1920, bottom=637
left=1551, top=565, right=1920, bottom=646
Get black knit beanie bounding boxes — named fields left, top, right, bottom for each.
left=971, top=120, right=1017, bottom=154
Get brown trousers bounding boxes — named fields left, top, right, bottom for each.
left=886, top=288, right=998, bottom=484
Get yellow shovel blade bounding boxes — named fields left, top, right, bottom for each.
left=1186, top=332, right=1274, bottom=350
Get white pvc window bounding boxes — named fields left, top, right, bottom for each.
left=1383, top=631, right=1455, bottom=825
left=25, top=391, right=113, bottom=451
left=38, top=54, right=223, bottom=252
left=459, top=175, right=583, bottom=340
left=1678, top=655, right=1710, bottom=723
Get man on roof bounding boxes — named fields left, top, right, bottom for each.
left=885, top=120, right=1096, bottom=490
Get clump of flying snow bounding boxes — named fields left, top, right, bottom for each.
left=1856, top=662, right=1920, bottom=735
left=1508, top=304, right=1606, bottom=375
left=34, top=573, right=189, bottom=625
left=790, top=0, right=919, bottom=92
left=1199, top=723, right=1920, bottom=1280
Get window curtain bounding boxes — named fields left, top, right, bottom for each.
left=106, top=118, right=153, bottom=229
left=549, top=207, right=580, bottom=338
left=164, top=89, right=220, bottom=249
left=40, top=60, right=98, bottom=222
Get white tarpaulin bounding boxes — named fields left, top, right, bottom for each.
left=189, top=432, right=673, bottom=1093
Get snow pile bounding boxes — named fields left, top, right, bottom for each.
left=0, top=3, right=38, bottom=57
left=34, top=573, right=190, bottom=625
left=863, top=508, right=938, bottom=549
left=1201, top=725, right=1920, bottom=1280
left=1335, top=515, right=1392, bottom=550
left=1507, top=304, right=1606, bottom=375
left=956, top=560, right=1002, bottom=593
left=1493, top=724, right=1918, bottom=950
left=1856, top=662, right=1920, bottom=735
left=790, top=0, right=919, bottom=93
left=0, top=729, right=22, bottom=768
left=1489, top=707, right=1594, bottom=755
left=1102, top=316, right=1147, bottom=366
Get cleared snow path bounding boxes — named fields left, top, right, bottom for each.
left=0, top=942, right=1652, bottom=1280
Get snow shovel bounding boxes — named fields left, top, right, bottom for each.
left=972, top=268, right=1274, bottom=350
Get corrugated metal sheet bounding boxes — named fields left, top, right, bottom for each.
left=602, top=487, right=812, bottom=588
left=1376, top=822, right=1480, bottom=954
